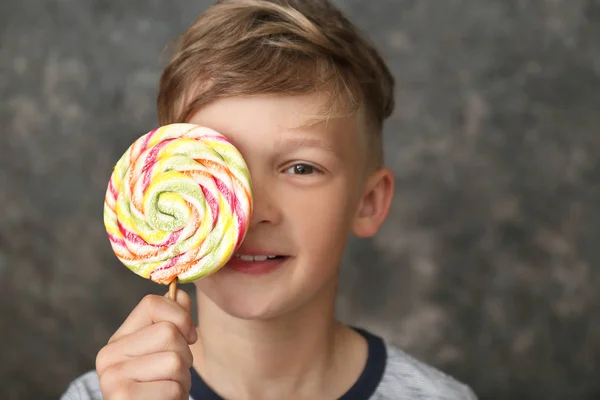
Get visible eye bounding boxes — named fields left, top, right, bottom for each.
left=284, top=163, right=320, bottom=175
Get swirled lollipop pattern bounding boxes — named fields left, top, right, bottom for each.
left=103, top=123, right=253, bottom=284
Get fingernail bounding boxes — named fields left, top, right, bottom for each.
left=189, top=327, right=198, bottom=343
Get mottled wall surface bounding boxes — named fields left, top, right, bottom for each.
left=1, top=0, right=599, bottom=399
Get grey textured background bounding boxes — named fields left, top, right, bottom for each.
left=2, top=0, right=600, bottom=399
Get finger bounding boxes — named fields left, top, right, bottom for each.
left=101, top=351, right=192, bottom=393
left=164, top=288, right=193, bottom=315
left=108, top=380, right=188, bottom=400
left=109, top=293, right=197, bottom=344
left=97, top=321, right=193, bottom=373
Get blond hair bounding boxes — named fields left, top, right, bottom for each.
left=157, top=0, right=395, bottom=166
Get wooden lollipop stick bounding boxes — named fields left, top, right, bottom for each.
left=168, top=279, right=178, bottom=301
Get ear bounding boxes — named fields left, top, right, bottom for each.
left=352, top=167, right=395, bottom=238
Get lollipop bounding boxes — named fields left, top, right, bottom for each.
left=103, top=123, right=253, bottom=299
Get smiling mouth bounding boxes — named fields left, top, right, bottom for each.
left=232, top=254, right=286, bottom=261
left=226, top=253, right=290, bottom=275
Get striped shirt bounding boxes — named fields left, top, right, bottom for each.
left=61, top=328, right=477, bottom=400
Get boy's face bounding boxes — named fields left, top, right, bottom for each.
left=188, top=92, right=393, bottom=320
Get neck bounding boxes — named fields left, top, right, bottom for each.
left=190, top=279, right=365, bottom=400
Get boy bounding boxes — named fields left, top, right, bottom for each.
left=62, top=0, right=477, bottom=399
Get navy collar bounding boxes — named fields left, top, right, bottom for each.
left=189, top=327, right=387, bottom=400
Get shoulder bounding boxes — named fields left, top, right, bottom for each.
left=60, top=371, right=103, bottom=400
left=373, top=344, right=478, bottom=400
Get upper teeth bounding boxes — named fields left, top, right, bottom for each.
left=234, top=254, right=278, bottom=261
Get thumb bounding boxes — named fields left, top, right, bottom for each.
left=164, top=288, right=194, bottom=315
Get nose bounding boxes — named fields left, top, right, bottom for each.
left=248, top=174, right=282, bottom=228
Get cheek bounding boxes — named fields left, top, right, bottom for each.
left=284, top=180, right=357, bottom=257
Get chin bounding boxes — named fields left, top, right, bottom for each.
left=204, top=286, right=298, bottom=320
left=197, top=277, right=334, bottom=322
left=194, top=274, right=297, bottom=320
left=216, top=299, right=287, bottom=320
left=194, top=258, right=340, bottom=321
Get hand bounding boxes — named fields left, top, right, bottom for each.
left=96, top=289, right=198, bottom=400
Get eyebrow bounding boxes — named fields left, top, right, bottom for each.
left=274, top=136, right=338, bottom=155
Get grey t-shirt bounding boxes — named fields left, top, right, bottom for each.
left=61, top=329, right=477, bottom=400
